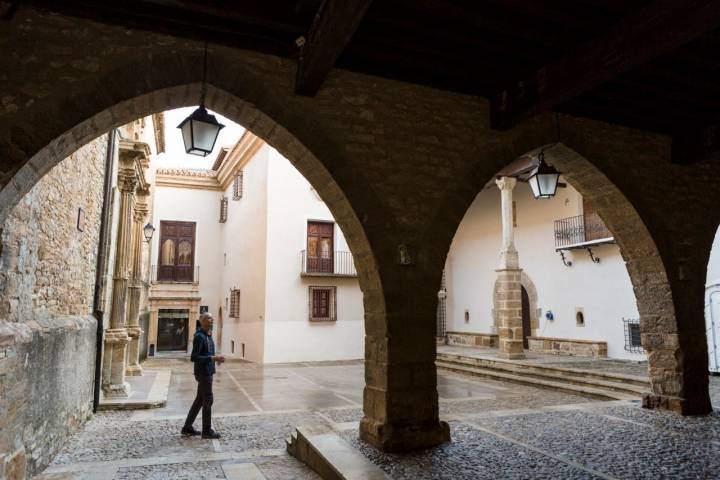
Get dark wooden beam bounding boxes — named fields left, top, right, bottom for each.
left=672, top=124, right=720, bottom=164
left=491, top=0, right=720, bottom=130
left=295, top=0, right=373, bottom=95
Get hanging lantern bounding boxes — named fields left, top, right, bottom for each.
left=528, top=150, right=560, bottom=199
left=143, top=222, right=156, bottom=243
left=177, top=41, right=225, bottom=157
left=177, top=106, right=224, bottom=156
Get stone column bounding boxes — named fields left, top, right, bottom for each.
left=360, top=265, right=450, bottom=452
left=102, top=165, right=137, bottom=397
left=495, top=176, right=525, bottom=359
left=126, top=193, right=148, bottom=376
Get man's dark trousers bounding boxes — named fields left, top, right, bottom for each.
left=184, top=374, right=213, bottom=432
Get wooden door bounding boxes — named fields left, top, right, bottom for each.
left=158, top=221, right=196, bottom=282
left=521, top=286, right=531, bottom=349
left=307, top=221, right=334, bottom=273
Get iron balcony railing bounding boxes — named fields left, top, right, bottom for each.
left=554, top=212, right=614, bottom=248
left=301, top=250, right=358, bottom=277
left=151, top=265, right=200, bottom=284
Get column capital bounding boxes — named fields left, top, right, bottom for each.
left=495, top=175, right=517, bottom=191
left=118, top=167, right=138, bottom=194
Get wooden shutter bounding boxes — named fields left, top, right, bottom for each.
left=306, top=221, right=334, bottom=273
left=157, top=221, right=196, bottom=282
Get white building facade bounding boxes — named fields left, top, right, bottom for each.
left=444, top=178, right=645, bottom=360
left=147, top=132, right=364, bottom=363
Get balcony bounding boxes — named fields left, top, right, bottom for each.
left=301, top=250, right=357, bottom=277
left=151, top=265, right=200, bottom=284
left=553, top=213, right=614, bottom=266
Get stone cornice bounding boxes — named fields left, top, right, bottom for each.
left=119, top=138, right=151, bottom=193
left=155, top=168, right=222, bottom=191
left=215, top=130, right=264, bottom=189
left=155, top=131, right=265, bottom=191
left=152, top=112, right=165, bottom=154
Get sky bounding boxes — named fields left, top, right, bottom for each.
left=155, top=107, right=245, bottom=170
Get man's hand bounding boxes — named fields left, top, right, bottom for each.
left=213, top=355, right=226, bottom=364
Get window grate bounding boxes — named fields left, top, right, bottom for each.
left=309, top=286, right=337, bottom=321
left=436, top=269, right=447, bottom=337
left=232, top=171, right=243, bottom=200
left=623, top=318, right=643, bottom=353
left=219, top=197, right=228, bottom=223
left=229, top=289, right=240, bottom=318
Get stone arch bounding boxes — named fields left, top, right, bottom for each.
left=428, top=115, right=712, bottom=414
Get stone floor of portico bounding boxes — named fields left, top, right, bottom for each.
left=35, top=357, right=720, bottom=479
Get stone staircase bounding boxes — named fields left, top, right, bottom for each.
left=436, top=352, right=650, bottom=400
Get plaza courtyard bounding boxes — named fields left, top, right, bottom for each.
left=35, top=357, right=720, bottom=479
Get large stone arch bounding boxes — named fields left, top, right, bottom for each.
left=426, top=114, right=714, bottom=414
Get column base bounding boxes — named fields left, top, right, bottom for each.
left=642, top=393, right=712, bottom=415
left=498, top=338, right=525, bottom=359
left=497, top=351, right=526, bottom=360
left=126, top=363, right=143, bottom=376
left=103, top=382, right=131, bottom=398
left=359, top=417, right=450, bottom=452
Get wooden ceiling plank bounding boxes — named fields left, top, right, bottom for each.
left=491, top=0, right=720, bottom=130
left=295, top=0, right=374, bottom=95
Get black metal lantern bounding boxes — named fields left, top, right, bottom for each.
left=177, top=42, right=225, bottom=157
left=177, top=106, right=224, bottom=156
left=143, top=222, right=155, bottom=243
left=528, top=150, right=560, bottom=199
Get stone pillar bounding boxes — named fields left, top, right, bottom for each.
left=359, top=267, right=450, bottom=452
left=102, top=165, right=137, bottom=397
left=495, top=176, right=524, bottom=359
left=126, top=193, right=148, bottom=376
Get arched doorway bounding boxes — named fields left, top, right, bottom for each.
left=521, top=285, right=531, bottom=349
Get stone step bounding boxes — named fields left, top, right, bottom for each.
left=435, top=360, right=640, bottom=401
left=437, top=352, right=649, bottom=388
left=287, top=425, right=388, bottom=480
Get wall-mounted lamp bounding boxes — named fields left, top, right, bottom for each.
left=143, top=222, right=155, bottom=243
left=545, top=310, right=554, bottom=321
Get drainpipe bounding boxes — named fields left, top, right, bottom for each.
left=92, top=129, right=117, bottom=412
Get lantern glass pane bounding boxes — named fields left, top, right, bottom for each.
left=528, top=174, right=541, bottom=198
left=191, top=118, right=221, bottom=154
left=180, top=120, right=194, bottom=154
left=537, top=172, right=560, bottom=197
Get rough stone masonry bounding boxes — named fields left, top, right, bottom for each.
left=0, top=136, right=106, bottom=478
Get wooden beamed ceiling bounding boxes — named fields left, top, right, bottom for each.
left=15, top=0, right=720, bottom=162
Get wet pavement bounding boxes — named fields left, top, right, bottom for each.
left=35, top=357, right=720, bottom=479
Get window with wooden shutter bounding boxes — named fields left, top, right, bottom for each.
left=219, top=197, right=228, bottom=223
left=309, top=286, right=336, bottom=321
left=232, top=171, right=243, bottom=200
left=157, top=220, right=196, bottom=282
left=229, top=289, right=240, bottom=318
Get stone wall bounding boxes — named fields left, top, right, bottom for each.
left=446, top=331, right=499, bottom=348
left=527, top=336, right=608, bottom=358
left=0, top=136, right=106, bottom=478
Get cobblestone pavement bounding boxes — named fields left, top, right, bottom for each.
left=34, top=359, right=720, bottom=479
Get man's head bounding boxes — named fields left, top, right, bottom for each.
left=199, top=313, right=214, bottom=333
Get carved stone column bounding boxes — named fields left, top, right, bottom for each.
left=126, top=193, right=148, bottom=376
left=102, top=164, right=138, bottom=397
left=494, top=176, right=525, bottom=359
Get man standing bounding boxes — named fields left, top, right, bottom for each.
left=182, top=312, right=225, bottom=439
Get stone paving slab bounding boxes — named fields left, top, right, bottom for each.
left=99, top=370, right=171, bottom=410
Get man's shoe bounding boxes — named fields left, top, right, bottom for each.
left=181, top=426, right=201, bottom=436
left=202, top=430, right=221, bottom=439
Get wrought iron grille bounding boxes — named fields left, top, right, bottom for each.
left=232, top=171, right=243, bottom=200
left=219, top=196, right=228, bottom=223
left=436, top=270, right=447, bottom=337
left=554, top=212, right=613, bottom=248
left=309, top=286, right=337, bottom=321
left=229, top=289, right=240, bottom=318
left=623, top=318, right=643, bottom=353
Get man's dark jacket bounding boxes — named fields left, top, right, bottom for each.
left=191, top=329, right=216, bottom=376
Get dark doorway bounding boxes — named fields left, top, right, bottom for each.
left=521, top=286, right=531, bottom=349
left=157, top=309, right=189, bottom=351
